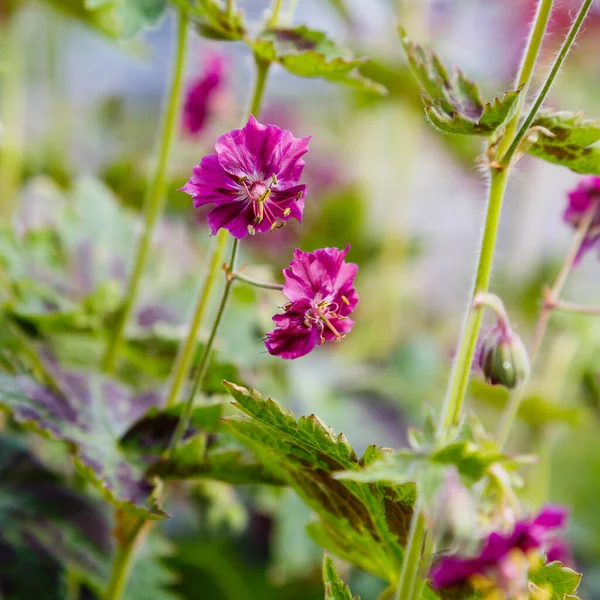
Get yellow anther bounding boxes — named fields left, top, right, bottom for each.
left=247, top=224, right=256, bottom=235
left=341, top=295, right=350, bottom=305
left=283, top=207, right=291, bottom=217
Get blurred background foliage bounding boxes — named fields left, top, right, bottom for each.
left=1, top=0, right=600, bottom=598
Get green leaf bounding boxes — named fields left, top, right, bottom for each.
left=529, top=561, right=581, bottom=600
left=323, top=554, right=359, bottom=600
left=173, top=0, right=245, bottom=41
left=399, top=27, right=520, bottom=135
left=526, top=110, right=600, bottom=175
left=83, top=0, right=167, bottom=38
left=251, top=26, right=387, bottom=95
left=149, top=447, right=285, bottom=486
left=0, top=368, right=199, bottom=519
left=222, top=381, right=415, bottom=584
left=44, top=0, right=121, bottom=37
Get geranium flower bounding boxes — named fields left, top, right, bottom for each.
left=430, top=505, right=569, bottom=593
left=265, top=246, right=358, bottom=359
left=182, top=53, right=226, bottom=137
left=564, top=176, right=600, bottom=264
left=180, top=115, right=309, bottom=238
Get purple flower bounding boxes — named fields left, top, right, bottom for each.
left=180, top=116, right=310, bottom=239
left=564, top=176, right=600, bottom=264
left=265, top=246, right=358, bottom=359
left=182, top=53, right=225, bottom=137
left=430, top=505, right=569, bottom=591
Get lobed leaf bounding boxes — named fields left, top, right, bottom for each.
left=251, top=26, right=387, bottom=94
left=526, top=110, right=600, bottom=175
left=0, top=368, right=217, bottom=519
left=83, top=0, right=167, bottom=38
left=529, top=561, right=581, bottom=600
left=399, top=27, right=520, bottom=136
left=172, top=0, right=245, bottom=41
left=222, top=381, right=415, bottom=584
left=323, top=554, right=359, bottom=600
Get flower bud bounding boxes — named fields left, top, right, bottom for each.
left=480, top=327, right=529, bottom=390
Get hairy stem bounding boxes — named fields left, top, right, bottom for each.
left=500, top=0, right=594, bottom=167
left=101, top=10, right=188, bottom=373
left=496, top=200, right=598, bottom=448
left=165, top=229, right=229, bottom=408
left=550, top=300, right=600, bottom=316
left=395, top=2, right=555, bottom=596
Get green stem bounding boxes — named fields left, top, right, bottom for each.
left=393, top=509, right=426, bottom=600
left=226, top=0, right=235, bottom=19
left=166, top=238, right=239, bottom=458
left=101, top=9, right=188, bottom=373
left=268, top=0, right=284, bottom=27
left=550, top=300, right=600, bottom=316
left=496, top=0, right=554, bottom=159
left=496, top=199, right=598, bottom=448
left=248, top=55, right=270, bottom=116
left=395, top=3, right=556, bottom=596
left=165, top=229, right=229, bottom=408
left=500, top=0, right=593, bottom=167
left=0, top=14, right=25, bottom=219
left=103, top=521, right=145, bottom=600
left=233, top=271, right=284, bottom=291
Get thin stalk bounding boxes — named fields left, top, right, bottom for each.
left=394, top=509, right=426, bottom=600
left=233, top=271, right=284, bottom=291
left=0, top=14, right=25, bottom=219
left=248, top=55, right=270, bottom=116
left=102, top=10, right=189, bottom=373
left=226, top=0, right=235, bottom=19
left=166, top=238, right=239, bottom=458
left=394, top=2, right=556, bottom=596
left=500, top=0, right=594, bottom=168
left=550, top=300, right=600, bottom=316
left=165, top=229, right=229, bottom=408
left=496, top=200, right=598, bottom=448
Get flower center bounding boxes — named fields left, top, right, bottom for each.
left=240, top=174, right=278, bottom=225
left=301, top=300, right=347, bottom=343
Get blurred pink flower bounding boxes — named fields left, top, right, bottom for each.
left=564, top=176, right=600, bottom=264
left=182, top=53, right=226, bottom=137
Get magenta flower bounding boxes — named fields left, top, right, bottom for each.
left=180, top=116, right=309, bottom=239
left=182, top=53, right=225, bottom=137
left=430, top=505, right=569, bottom=591
left=564, top=176, right=600, bottom=264
left=265, top=246, right=358, bottom=359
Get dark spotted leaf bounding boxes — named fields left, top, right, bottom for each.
left=222, top=381, right=415, bottom=584
left=0, top=369, right=207, bottom=519
left=251, top=26, right=387, bottom=94
left=400, top=27, right=520, bottom=135
left=323, top=554, right=359, bottom=600
left=529, top=561, right=581, bottom=600
left=526, top=110, right=600, bottom=175
left=0, top=435, right=111, bottom=598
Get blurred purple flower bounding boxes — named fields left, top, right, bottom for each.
left=430, top=505, right=569, bottom=591
left=564, top=176, right=600, bottom=264
left=182, top=53, right=226, bottom=137
left=180, top=115, right=309, bottom=238
left=265, top=245, right=358, bottom=359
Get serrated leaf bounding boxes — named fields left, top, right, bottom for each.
left=323, top=554, right=359, bottom=600
left=251, top=26, right=387, bottom=95
left=222, top=381, right=415, bottom=584
left=400, top=27, right=520, bottom=135
left=0, top=368, right=202, bottom=519
left=526, top=110, right=600, bottom=175
left=529, top=561, right=581, bottom=600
